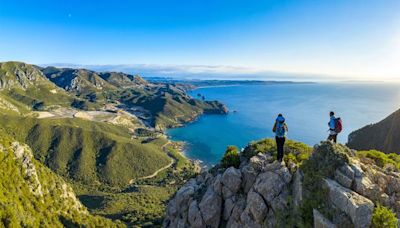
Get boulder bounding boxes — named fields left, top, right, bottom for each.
left=254, top=171, right=285, bottom=203
left=241, top=165, right=257, bottom=193
left=324, top=178, right=374, bottom=228
left=293, top=169, right=303, bottom=210
left=353, top=175, right=380, bottom=200
left=221, top=167, right=242, bottom=194
left=199, top=188, right=222, bottom=228
left=313, top=209, right=337, bottom=228
left=245, top=190, right=268, bottom=223
left=335, top=169, right=353, bottom=188
left=188, top=200, right=205, bottom=228
left=223, top=196, right=236, bottom=220
left=226, top=197, right=246, bottom=228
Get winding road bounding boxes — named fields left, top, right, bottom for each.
left=138, top=141, right=175, bottom=180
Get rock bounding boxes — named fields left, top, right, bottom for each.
left=212, top=174, right=223, bottom=195
left=339, top=164, right=355, bottom=180
left=188, top=200, right=205, bottom=228
left=245, top=190, right=268, bottom=223
left=270, top=189, right=289, bottom=212
left=293, top=169, right=303, bottom=210
left=254, top=171, right=285, bottom=203
left=241, top=165, right=257, bottom=193
left=335, top=169, right=353, bottom=188
left=222, top=186, right=234, bottom=199
left=324, top=178, right=374, bottom=228
left=221, top=167, right=242, bottom=194
left=199, top=188, right=222, bottom=228
left=226, top=197, right=246, bottom=228
left=353, top=175, right=380, bottom=200
left=249, top=153, right=273, bottom=171
left=313, top=209, right=337, bottom=228
left=223, top=197, right=236, bottom=220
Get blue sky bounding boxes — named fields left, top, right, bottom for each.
left=0, top=0, right=399, bottom=79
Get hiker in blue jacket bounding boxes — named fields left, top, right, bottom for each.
left=328, top=111, right=339, bottom=143
left=272, top=114, right=288, bottom=162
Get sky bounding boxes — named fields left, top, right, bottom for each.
left=0, top=0, right=400, bottom=80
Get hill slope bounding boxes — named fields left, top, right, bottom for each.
left=0, top=131, right=123, bottom=227
left=0, top=114, right=171, bottom=187
left=0, top=62, right=93, bottom=111
left=348, top=108, right=400, bottom=154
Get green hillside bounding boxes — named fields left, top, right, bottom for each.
left=0, top=114, right=171, bottom=187
left=0, top=130, right=123, bottom=227
left=42, top=67, right=117, bottom=98
left=0, top=62, right=95, bottom=111
left=348, top=108, right=400, bottom=154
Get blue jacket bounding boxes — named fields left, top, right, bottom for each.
left=329, top=116, right=336, bottom=130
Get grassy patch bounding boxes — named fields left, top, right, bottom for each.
left=357, top=150, right=400, bottom=170
left=242, top=138, right=312, bottom=165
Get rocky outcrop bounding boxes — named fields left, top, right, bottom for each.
left=164, top=150, right=293, bottom=228
left=164, top=141, right=400, bottom=228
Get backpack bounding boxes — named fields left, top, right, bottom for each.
left=334, top=118, right=342, bottom=133
left=276, top=123, right=286, bottom=137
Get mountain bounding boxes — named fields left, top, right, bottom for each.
left=42, top=67, right=117, bottom=98
left=0, top=129, right=123, bottom=227
left=0, top=62, right=77, bottom=111
left=347, top=108, right=400, bottom=154
left=0, top=61, right=227, bottom=226
left=164, top=139, right=400, bottom=228
left=41, top=64, right=228, bottom=129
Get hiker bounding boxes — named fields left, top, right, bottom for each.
left=272, top=114, right=288, bottom=162
left=327, top=111, right=342, bottom=143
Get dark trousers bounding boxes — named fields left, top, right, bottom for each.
left=275, top=136, right=285, bottom=161
left=328, top=134, right=337, bottom=143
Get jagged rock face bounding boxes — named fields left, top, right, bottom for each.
left=163, top=152, right=293, bottom=228
left=164, top=141, right=400, bottom=228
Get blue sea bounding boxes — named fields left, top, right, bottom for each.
left=167, top=83, right=400, bottom=165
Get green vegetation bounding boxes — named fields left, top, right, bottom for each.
left=0, top=61, right=223, bottom=226
left=243, top=138, right=312, bottom=164
left=357, top=150, right=400, bottom=170
left=348, top=108, right=400, bottom=155
left=0, top=131, right=123, bottom=227
left=0, top=114, right=171, bottom=187
left=221, top=145, right=240, bottom=168
left=299, top=142, right=351, bottom=227
left=371, top=205, right=398, bottom=228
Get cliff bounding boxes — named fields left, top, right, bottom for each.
left=348, top=108, right=400, bottom=154
left=164, top=139, right=400, bottom=228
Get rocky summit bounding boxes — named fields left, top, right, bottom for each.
left=164, top=141, right=400, bottom=228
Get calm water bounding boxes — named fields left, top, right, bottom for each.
left=167, top=83, right=400, bottom=165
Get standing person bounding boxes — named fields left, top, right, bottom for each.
left=272, top=114, right=288, bottom=162
left=327, top=111, right=342, bottom=143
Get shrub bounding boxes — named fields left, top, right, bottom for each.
left=371, top=205, right=398, bottom=228
left=242, top=138, right=312, bottom=164
left=357, top=150, right=400, bottom=171
left=221, top=146, right=240, bottom=168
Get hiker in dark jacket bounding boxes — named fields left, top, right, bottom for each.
left=327, top=111, right=338, bottom=143
left=272, top=114, right=288, bottom=162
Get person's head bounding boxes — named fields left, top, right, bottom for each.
left=276, top=113, right=285, bottom=123
left=330, top=111, right=335, bottom=117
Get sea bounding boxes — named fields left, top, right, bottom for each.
left=167, top=82, right=400, bottom=165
